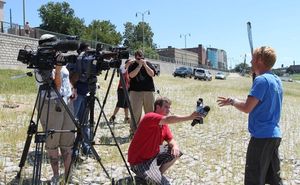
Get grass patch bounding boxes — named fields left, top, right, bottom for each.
left=0, top=69, right=36, bottom=94
left=290, top=73, right=300, bottom=81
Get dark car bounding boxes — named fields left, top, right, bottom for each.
left=152, top=63, right=160, bottom=76
left=173, top=66, right=193, bottom=78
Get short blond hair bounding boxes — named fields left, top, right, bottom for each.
left=253, top=46, right=277, bottom=69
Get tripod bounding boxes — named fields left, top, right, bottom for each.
left=65, top=65, right=136, bottom=183
left=16, top=71, right=108, bottom=184
left=93, top=67, right=137, bottom=136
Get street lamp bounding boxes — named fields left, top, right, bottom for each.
left=135, top=10, right=150, bottom=52
left=180, top=33, right=191, bottom=48
left=180, top=33, right=191, bottom=63
left=23, top=0, right=26, bottom=26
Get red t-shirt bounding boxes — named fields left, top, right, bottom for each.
left=128, top=112, right=173, bottom=165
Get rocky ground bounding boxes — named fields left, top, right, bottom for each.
left=1, top=72, right=300, bottom=184
left=1, top=111, right=300, bottom=185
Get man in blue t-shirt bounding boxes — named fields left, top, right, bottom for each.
left=217, top=46, right=283, bottom=185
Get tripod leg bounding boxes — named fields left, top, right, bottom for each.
left=32, top=133, right=46, bottom=185
left=97, top=102, right=135, bottom=182
left=118, top=68, right=137, bottom=132
left=16, top=85, right=45, bottom=179
left=49, top=87, right=111, bottom=182
left=92, top=67, right=135, bottom=182
left=65, top=131, right=81, bottom=183
left=93, top=68, right=116, bottom=136
left=89, top=146, right=111, bottom=178
left=16, top=121, right=36, bottom=178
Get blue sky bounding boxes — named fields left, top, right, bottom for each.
left=3, top=0, right=300, bottom=68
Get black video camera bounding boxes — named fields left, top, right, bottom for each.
left=17, top=40, right=79, bottom=70
left=191, top=98, right=210, bottom=126
left=83, top=43, right=129, bottom=76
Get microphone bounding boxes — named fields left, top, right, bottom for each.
left=191, top=105, right=210, bottom=126
left=53, top=40, right=79, bottom=52
left=201, top=106, right=210, bottom=116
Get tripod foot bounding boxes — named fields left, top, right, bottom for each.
left=16, top=171, right=21, bottom=179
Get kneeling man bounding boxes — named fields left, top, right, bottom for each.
left=128, top=97, right=201, bottom=184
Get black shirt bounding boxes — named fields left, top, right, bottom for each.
left=128, top=61, right=155, bottom=92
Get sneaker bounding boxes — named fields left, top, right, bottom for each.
left=82, top=148, right=93, bottom=156
left=109, top=115, right=116, bottom=122
left=124, top=117, right=130, bottom=124
left=50, top=175, right=61, bottom=185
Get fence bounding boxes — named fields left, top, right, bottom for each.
left=0, top=21, right=221, bottom=71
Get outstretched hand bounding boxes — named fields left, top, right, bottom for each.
left=217, top=96, right=231, bottom=107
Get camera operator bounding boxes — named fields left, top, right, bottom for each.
left=35, top=34, right=75, bottom=183
left=127, top=97, right=201, bottom=184
left=128, top=50, right=156, bottom=135
left=68, top=42, right=94, bottom=156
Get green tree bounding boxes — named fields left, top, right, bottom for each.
left=234, top=62, right=250, bottom=73
left=134, top=22, right=154, bottom=49
left=123, top=21, right=158, bottom=57
left=123, top=22, right=135, bottom=48
left=82, top=20, right=122, bottom=46
left=38, top=2, right=85, bottom=36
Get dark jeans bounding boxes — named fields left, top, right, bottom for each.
left=73, top=94, right=91, bottom=154
left=245, top=137, right=283, bottom=185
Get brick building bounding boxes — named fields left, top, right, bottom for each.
left=157, top=44, right=227, bottom=70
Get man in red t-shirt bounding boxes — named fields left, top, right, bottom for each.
left=128, top=97, right=201, bottom=184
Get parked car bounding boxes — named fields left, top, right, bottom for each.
left=215, top=72, right=226, bottom=80
left=173, top=66, right=193, bottom=78
left=280, top=73, right=293, bottom=82
left=194, top=68, right=212, bottom=81
left=152, top=63, right=160, bottom=76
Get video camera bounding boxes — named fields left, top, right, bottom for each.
left=191, top=98, right=210, bottom=126
left=17, top=39, right=79, bottom=70
left=83, top=43, right=129, bottom=76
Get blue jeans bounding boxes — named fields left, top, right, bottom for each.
left=73, top=94, right=91, bottom=154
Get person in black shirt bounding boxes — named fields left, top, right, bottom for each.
left=128, top=50, right=156, bottom=135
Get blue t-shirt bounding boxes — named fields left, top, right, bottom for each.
left=248, top=72, right=283, bottom=138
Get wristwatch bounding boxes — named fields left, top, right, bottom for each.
left=229, top=98, right=235, bottom=106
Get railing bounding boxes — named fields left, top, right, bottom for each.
left=0, top=21, right=223, bottom=71
left=0, top=21, right=112, bottom=49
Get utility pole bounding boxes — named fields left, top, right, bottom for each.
left=180, top=33, right=191, bottom=48
left=180, top=33, right=191, bottom=63
left=136, top=10, right=150, bottom=53
left=23, top=0, right=25, bottom=26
